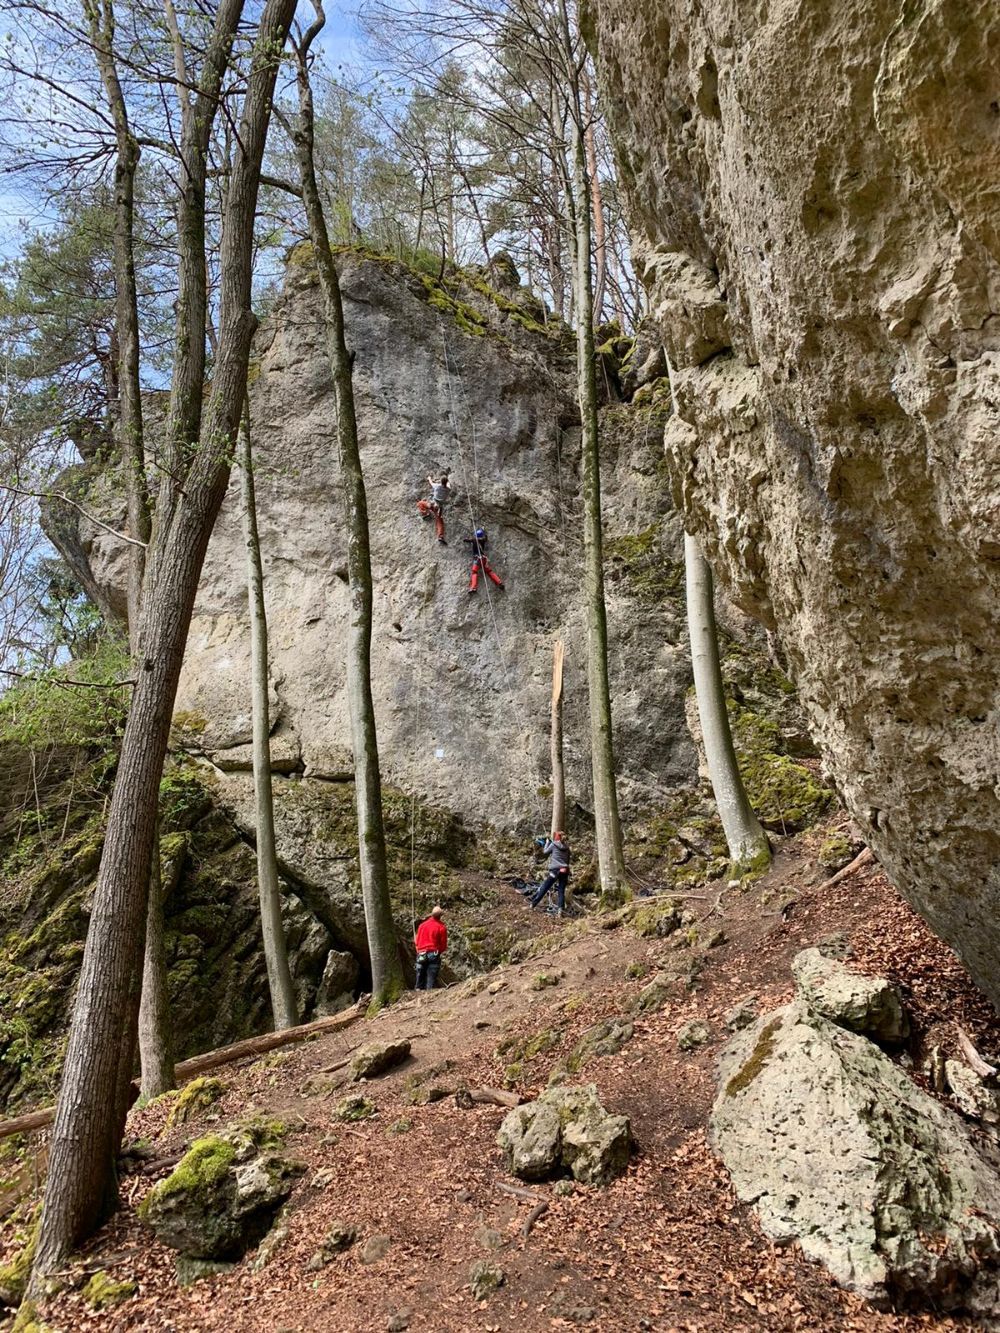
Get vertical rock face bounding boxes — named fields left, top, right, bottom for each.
left=51, top=252, right=701, bottom=829
left=590, top=2, right=1000, bottom=1002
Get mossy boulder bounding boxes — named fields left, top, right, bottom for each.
left=469, top=1259, right=506, bottom=1301
left=627, top=899, right=681, bottom=938
left=139, top=1121, right=303, bottom=1260
left=497, top=1083, right=632, bottom=1185
left=333, top=1094, right=376, bottom=1122
left=166, top=1075, right=228, bottom=1128
left=349, top=1039, right=411, bottom=1081
left=818, top=832, right=855, bottom=873
left=556, top=1018, right=634, bottom=1079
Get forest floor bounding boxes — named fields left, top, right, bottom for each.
left=5, top=812, right=999, bottom=1333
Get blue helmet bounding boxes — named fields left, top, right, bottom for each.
left=475, top=527, right=486, bottom=540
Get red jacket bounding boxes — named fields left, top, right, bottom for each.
left=414, top=917, right=447, bottom=954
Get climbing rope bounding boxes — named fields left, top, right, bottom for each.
left=408, top=655, right=422, bottom=936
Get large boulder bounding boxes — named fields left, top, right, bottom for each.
left=589, top=0, right=1000, bottom=1004
left=349, top=1039, right=411, bottom=1081
left=497, top=1083, right=632, bottom=1185
left=791, top=947, right=908, bottom=1043
left=140, top=1122, right=304, bottom=1260
left=710, top=1002, right=1000, bottom=1315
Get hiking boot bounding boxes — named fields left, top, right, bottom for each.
left=467, top=587, right=476, bottom=595
left=438, top=537, right=447, bottom=546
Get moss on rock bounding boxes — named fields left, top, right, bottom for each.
left=166, top=1076, right=228, bottom=1129
left=82, top=1271, right=137, bottom=1309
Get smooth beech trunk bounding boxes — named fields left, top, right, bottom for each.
left=29, top=0, right=298, bottom=1282
left=239, top=411, right=297, bottom=1029
left=85, top=0, right=175, bottom=1105
left=550, top=639, right=566, bottom=836
left=567, top=112, right=626, bottom=900
left=137, top=824, right=175, bottom=1098
left=684, top=533, right=771, bottom=873
left=287, top=6, right=405, bottom=1007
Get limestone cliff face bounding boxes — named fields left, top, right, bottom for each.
left=590, top=3, right=1000, bottom=999
left=59, top=252, right=698, bottom=830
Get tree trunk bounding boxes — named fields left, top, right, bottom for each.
left=288, top=9, right=405, bottom=1008
left=550, top=639, right=566, bottom=835
left=684, top=533, right=770, bottom=873
left=239, top=409, right=297, bottom=1029
left=581, top=70, right=607, bottom=328
left=85, top=0, right=176, bottom=1118
left=567, top=110, right=626, bottom=901
left=29, top=0, right=298, bottom=1282
left=137, top=821, right=176, bottom=1098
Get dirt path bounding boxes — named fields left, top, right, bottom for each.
left=9, top=819, right=994, bottom=1332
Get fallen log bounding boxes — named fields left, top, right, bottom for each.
left=0, top=1005, right=364, bottom=1143
left=522, top=1200, right=549, bottom=1239
left=455, top=1086, right=522, bottom=1110
left=956, top=1025, right=998, bottom=1080
left=497, top=1180, right=547, bottom=1204
left=816, top=846, right=873, bottom=892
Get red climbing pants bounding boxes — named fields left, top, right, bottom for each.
left=417, top=499, right=445, bottom=540
left=469, top=557, right=504, bottom=593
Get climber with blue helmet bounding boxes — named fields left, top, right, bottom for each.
left=463, top=526, right=505, bottom=595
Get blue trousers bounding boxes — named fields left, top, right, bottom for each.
left=531, top=867, right=569, bottom=910
left=415, top=952, right=441, bottom=989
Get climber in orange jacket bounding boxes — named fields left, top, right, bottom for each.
left=416, top=472, right=453, bottom=544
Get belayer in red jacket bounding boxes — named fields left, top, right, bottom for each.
left=414, top=905, right=448, bottom=989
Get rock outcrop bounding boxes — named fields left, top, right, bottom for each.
left=711, top=956, right=1000, bottom=1315
left=790, top=947, right=908, bottom=1044
left=589, top=2, right=1000, bottom=1003
left=140, top=1120, right=304, bottom=1261
left=50, top=252, right=698, bottom=830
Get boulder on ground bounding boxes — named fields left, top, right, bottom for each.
left=677, top=1019, right=711, bottom=1051
left=946, top=1059, right=1000, bottom=1129
left=349, top=1039, right=411, bottom=1081
left=469, top=1259, right=505, bottom=1301
left=497, top=1083, right=631, bottom=1186
left=139, top=1120, right=303, bottom=1261
left=711, top=1001, right=1000, bottom=1315
left=791, top=947, right=908, bottom=1043
left=496, top=1101, right=562, bottom=1180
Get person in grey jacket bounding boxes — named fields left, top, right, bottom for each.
left=529, top=832, right=570, bottom=913
left=416, top=472, right=453, bottom=544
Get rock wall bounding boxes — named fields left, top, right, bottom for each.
left=55, top=252, right=699, bottom=832
left=590, top=2, right=1000, bottom=1002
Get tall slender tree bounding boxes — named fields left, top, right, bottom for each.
left=279, top=1, right=406, bottom=1007
left=239, top=405, right=298, bottom=1028
left=684, top=533, right=771, bottom=874
left=27, top=0, right=299, bottom=1286
left=555, top=0, right=625, bottom=898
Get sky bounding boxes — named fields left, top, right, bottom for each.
left=0, top=1, right=373, bottom=264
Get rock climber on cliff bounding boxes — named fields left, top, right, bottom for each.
left=414, top=905, right=448, bottom=990
left=529, top=832, right=571, bottom=915
left=463, top=526, right=504, bottom=595
left=417, top=472, right=453, bottom=545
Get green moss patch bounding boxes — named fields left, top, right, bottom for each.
left=725, top=1019, right=781, bottom=1098
left=605, top=523, right=684, bottom=604
left=82, top=1271, right=137, bottom=1310
left=140, top=1136, right=236, bottom=1219
left=166, top=1076, right=228, bottom=1129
